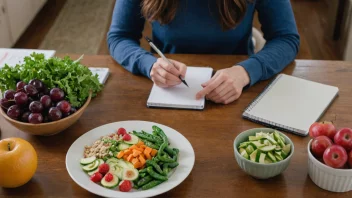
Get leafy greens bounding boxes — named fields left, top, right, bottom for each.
left=0, top=53, right=102, bottom=107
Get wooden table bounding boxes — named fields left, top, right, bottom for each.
left=1, top=54, right=352, bottom=197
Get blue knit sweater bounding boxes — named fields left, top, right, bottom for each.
left=107, top=0, right=300, bottom=86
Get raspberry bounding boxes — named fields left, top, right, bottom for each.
left=98, top=163, right=110, bottom=175
left=119, top=180, right=132, bottom=192
left=90, top=172, right=103, bottom=183
left=117, top=128, right=127, bottom=136
left=123, top=134, right=131, bottom=141
left=104, top=173, right=114, bottom=182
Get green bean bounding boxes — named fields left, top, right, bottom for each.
left=163, top=166, right=170, bottom=175
left=133, top=131, right=163, bottom=144
left=146, top=160, right=164, bottom=175
left=152, top=126, right=168, bottom=144
left=141, top=180, right=164, bottom=190
left=139, top=168, right=148, bottom=173
left=152, top=131, right=159, bottom=137
left=140, top=173, right=147, bottom=178
left=137, top=175, right=153, bottom=187
left=103, top=156, right=108, bottom=161
left=157, top=154, right=175, bottom=163
left=164, top=146, right=176, bottom=157
left=146, top=167, right=168, bottom=181
left=163, top=162, right=179, bottom=169
left=142, top=130, right=163, bottom=142
left=142, top=140, right=160, bottom=149
left=152, top=156, right=160, bottom=163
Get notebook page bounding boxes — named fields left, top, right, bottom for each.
left=247, top=74, right=338, bottom=132
left=147, top=67, right=213, bottom=109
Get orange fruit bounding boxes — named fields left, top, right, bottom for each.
left=0, top=137, right=37, bottom=188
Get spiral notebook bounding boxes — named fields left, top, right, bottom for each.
left=147, top=66, right=213, bottom=110
left=242, top=74, right=339, bottom=136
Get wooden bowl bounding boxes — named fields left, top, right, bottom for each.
left=0, top=93, right=91, bottom=136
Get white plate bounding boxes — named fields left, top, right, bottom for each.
left=66, top=121, right=195, bottom=198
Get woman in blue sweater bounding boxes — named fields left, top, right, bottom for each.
left=107, top=0, right=300, bottom=104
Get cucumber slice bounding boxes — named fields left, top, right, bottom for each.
left=281, top=150, right=288, bottom=159
left=249, top=142, right=257, bottom=150
left=267, top=152, right=277, bottom=162
left=259, top=145, right=276, bottom=152
left=249, top=135, right=264, bottom=141
left=263, top=140, right=270, bottom=146
left=88, top=159, right=104, bottom=176
left=80, top=156, right=96, bottom=165
left=240, top=149, right=249, bottom=160
left=116, top=159, right=130, bottom=169
left=118, top=143, right=130, bottom=151
left=274, top=146, right=282, bottom=151
left=125, top=161, right=135, bottom=169
left=88, top=168, right=99, bottom=176
left=239, top=148, right=246, bottom=154
left=259, top=153, right=266, bottom=164
left=101, top=174, right=119, bottom=188
left=124, top=134, right=139, bottom=145
left=245, top=145, right=255, bottom=155
left=109, top=165, right=124, bottom=179
left=122, top=168, right=139, bottom=181
left=249, top=150, right=258, bottom=162
left=275, top=153, right=283, bottom=161
left=239, top=142, right=250, bottom=148
left=280, top=136, right=286, bottom=144
left=264, top=134, right=277, bottom=145
left=273, top=131, right=281, bottom=142
left=82, top=160, right=99, bottom=172
left=283, top=144, right=291, bottom=155
left=251, top=141, right=266, bottom=148
left=278, top=138, right=285, bottom=148
left=255, top=150, right=262, bottom=162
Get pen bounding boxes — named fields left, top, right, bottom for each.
left=144, top=36, right=189, bottom=87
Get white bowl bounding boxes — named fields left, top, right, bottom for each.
left=308, top=140, right=352, bottom=192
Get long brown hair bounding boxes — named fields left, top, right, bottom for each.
left=141, top=0, right=248, bottom=30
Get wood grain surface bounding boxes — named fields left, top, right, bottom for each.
left=1, top=54, right=351, bottom=198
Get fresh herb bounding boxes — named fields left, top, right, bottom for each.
left=0, top=53, right=102, bottom=107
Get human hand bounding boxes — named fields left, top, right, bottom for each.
left=196, top=66, right=250, bottom=104
left=150, top=58, right=187, bottom=88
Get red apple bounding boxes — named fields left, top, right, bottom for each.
left=323, top=145, right=348, bottom=168
left=348, top=150, right=352, bottom=168
left=309, top=121, right=336, bottom=139
left=311, top=136, right=333, bottom=158
left=334, top=128, right=352, bottom=151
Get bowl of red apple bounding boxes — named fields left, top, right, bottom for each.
left=308, top=121, right=352, bottom=192
left=0, top=79, right=91, bottom=136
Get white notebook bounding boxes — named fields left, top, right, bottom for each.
left=147, top=66, right=213, bottom=110
left=242, top=74, right=339, bottom=136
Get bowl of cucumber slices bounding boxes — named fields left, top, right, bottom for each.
left=234, top=128, right=294, bottom=179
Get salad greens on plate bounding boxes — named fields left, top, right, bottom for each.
left=0, top=53, right=102, bottom=107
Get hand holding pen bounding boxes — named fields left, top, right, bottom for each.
left=145, top=37, right=188, bottom=88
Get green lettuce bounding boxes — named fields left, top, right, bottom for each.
left=0, top=53, right=102, bottom=107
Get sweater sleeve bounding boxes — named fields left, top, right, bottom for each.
left=107, top=0, right=157, bottom=78
left=238, top=0, right=300, bottom=86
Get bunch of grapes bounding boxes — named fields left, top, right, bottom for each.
left=0, top=79, right=77, bottom=124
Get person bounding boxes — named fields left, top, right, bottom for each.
left=107, top=0, right=300, bottom=104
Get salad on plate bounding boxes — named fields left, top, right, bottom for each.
left=79, top=125, right=179, bottom=192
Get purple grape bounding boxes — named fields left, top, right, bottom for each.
left=50, top=88, right=65, bottom=102
left=48, top=107, right=62, bottom=121
left=0, top=98, right=15, bottom=111
left=7, top=105, right=21, bottom=119
left=70, top=107, right=77, bottom=114
left=62, top=112, right=71, bottom=118
left=40, top=95, right=52, bottom=109
left=14, top=92, right=28, bottom=106
left=56, top=100, right=71, bottom=113
left=24, top=85, right=38, bottom=96
left=21, top=111, right=30, bottom=122
left=16, top=81, right=27, bottom=91
left=29, top=79, right=44, bottom=92
left=29, top=101, right=43, bottom=113
left=4, top=90, right=16, bottom=100
left=28, top=113, right=43, bottom=124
